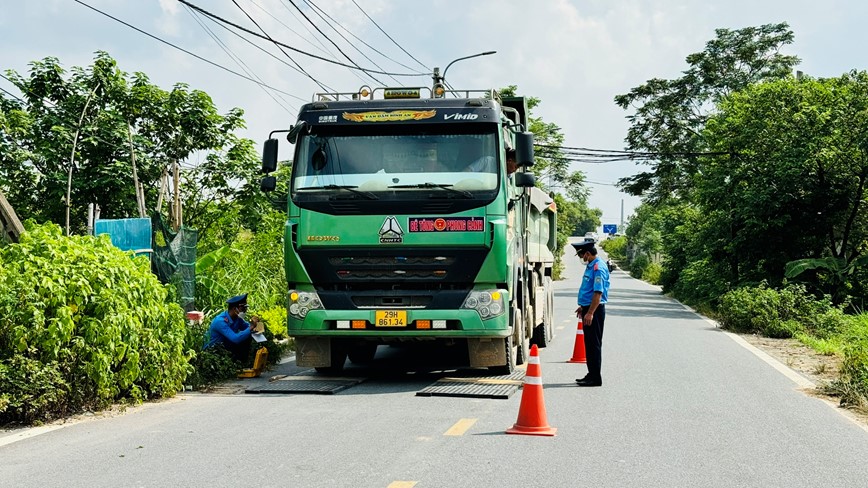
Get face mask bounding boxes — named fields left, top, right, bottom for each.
left=238, top=311, right=247, bottom=320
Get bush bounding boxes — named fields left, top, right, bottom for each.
left=836, top=314, right=868, bottom=408
left=600, top=236, right=627, bottom=261
left=643, top=262, right=663, bottom=284
left=717, top=282, right=844, bottom=338
left=670, top=258, right=730, bottom=308
left=630, top=253, right=650, bottom=280
left=0, top=222, right=190, bottom=424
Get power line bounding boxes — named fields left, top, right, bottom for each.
left=351, top=0, right=429, bottom=72
left=177, top=0, right=428, bottom=77
left=286, top=0, right=387, bottom=86
left=193, top=6, right=329, bottom=96
left=184, top=5, right=297, bottom=114
left=72, top=0, right=301, bottom=99
left=303, top=0, right=401, bottom=85
left=304, top=0, right=425, bottom=75
left=231, top=0, right=333, bottom=93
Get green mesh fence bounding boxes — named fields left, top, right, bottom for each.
left=151, top=214, right=198, bottom=311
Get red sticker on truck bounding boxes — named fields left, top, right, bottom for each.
left=408, top=217, right=485, bottom=232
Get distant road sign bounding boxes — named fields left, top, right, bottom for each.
left=603, top=224, right=617, bottom=235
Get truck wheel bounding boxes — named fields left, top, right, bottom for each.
left=489, top=334, right=516, bottom=375
left=315, top=340, right=348, bottom=375
left=348, top=343, right=378, bottom=364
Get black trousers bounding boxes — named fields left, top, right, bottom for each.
left=227, top=337, right=252, bottom=364
left=581, top=304, right=605, bottom=380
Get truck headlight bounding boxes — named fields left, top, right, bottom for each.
left=461, top=289, right=507, bottom=319
left=288, top=290, right=324, bottom=319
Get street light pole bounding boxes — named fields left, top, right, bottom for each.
left=432, top=51, right=496, bottom=89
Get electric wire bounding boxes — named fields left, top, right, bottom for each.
left=231, top=0, right=333, bottom=93
left=284, top=0, right=387, bottom=86
left=178, top=0, right=429, bottom=77
left=194, top=7, right=330, bottom=95
left=303, top=0, right=402, bottom=85
left=305, top=0, right=425, bottom=75
left=184, top=5, right=297, bottom=114
left=351, top=0, right=429, bottom=71
left=275, top=0, right=373, bottom=89
left=72, top=0, right=303, bottom=100
left=248, top=0, right=338, bottom=59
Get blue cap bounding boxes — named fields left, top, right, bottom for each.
left=226, top=293, right=248, bottom=306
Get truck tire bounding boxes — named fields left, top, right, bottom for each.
left=489, top=332, right=516, bottom=375
left=315, top=340, right=348, bottom=375
left=348, top=343, right=378, bottom=364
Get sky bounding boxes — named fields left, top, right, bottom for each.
left=2, top=0, right=868, bottom=230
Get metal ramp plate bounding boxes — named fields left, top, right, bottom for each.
left=245, top=376, right=364, bottom=395
left=416, top=370, right=525, bottom=399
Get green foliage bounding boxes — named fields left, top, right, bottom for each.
left=0, top=52, right=248, bottom=234
left=600, top=236, right=627, bottom=261
left=257, top=306, right=288, bottom=339
left=643, top=263, right=663, bottom=285
left=717, top=283, right=846, bottom=338
left=195, top=210, right=287, bottom=313
left=615, top=22, right=798, bottom=202
left=835, top=315, right=868, bottom=407
left=0, top=222, right=189, bottom=424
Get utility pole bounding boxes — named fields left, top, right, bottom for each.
left=172, top=158, right=181, bottom=231
left=127, top=123, right=146, bottom=218
left=620, top=199, right=624, bottom=230
left=65, top=82, right=99, bottom=236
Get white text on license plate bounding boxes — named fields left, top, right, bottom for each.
left=375, top=310, right=406, bottom=327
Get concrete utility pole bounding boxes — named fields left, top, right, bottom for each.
left=127, top=123, right=146, bottom=218
left=65, top=82, right=99, bottom=236
left=620, top=199, right=624, bottom=229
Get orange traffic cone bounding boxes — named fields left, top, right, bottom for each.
left=506, top=344, right=556, bottom=436
left=567, top=320, right=587, bottom=363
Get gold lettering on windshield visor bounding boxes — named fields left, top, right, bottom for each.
left=342, top=110, right=436, bottom=122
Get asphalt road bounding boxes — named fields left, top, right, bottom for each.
left=3, top=241, right=868, bottom=487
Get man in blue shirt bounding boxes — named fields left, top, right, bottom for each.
left=571, top=240, right=610, bottom=387
left=204, top=293, right=254, bottom=363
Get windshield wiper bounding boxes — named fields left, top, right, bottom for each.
left=387, top=182, right=473, bottom=199
left=296, top=184, right=378, bottom=200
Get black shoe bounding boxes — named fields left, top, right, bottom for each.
left=575, top=376, right=590, bottom=384
left=576, top=377, right=602, bottom=387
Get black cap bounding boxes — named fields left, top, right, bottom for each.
left=570, top=239, right=595, bottom=255
left=226, top=293, right=248, bottom=306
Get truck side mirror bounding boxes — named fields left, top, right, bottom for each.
left=514, top=172, right=535, bottom=188
left=516, top=132, right=534, bottom=167
left=260, top=176, right=277, bottom=193
left=262, top=139, right=278, bottom=173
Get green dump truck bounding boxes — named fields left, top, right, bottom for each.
left=260, top=85, right=557, bottom=374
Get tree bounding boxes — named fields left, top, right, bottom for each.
left=703, top=72, right=868, bottom=302
left=614, top=23, right=800, bottom=203
left=0, top=52, right=247, bottom=234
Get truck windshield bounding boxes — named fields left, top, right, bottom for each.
left=291, top=128, right=499, bottom=198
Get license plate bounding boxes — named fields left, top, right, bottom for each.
left=375, top=310, right=407, bottom=327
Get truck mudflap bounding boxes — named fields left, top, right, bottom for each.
left=295, top=337, right=333, bottom=367
left=468, top=337, right=507, bottom=367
